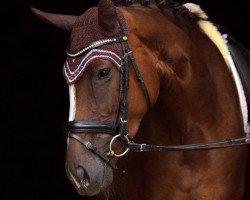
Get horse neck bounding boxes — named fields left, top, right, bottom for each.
left=124, top=7, right=244, bottom=145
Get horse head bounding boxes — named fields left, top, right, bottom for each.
left=32, top=0, right=158, bottom=196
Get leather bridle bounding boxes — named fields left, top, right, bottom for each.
left=66, top=20, right=151, bottom=169
left=65, top=20, right=250, bottom=170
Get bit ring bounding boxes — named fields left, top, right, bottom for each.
left=109, top=134, right=130, bottom=157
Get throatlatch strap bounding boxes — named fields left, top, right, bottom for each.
left=128, top=51, right=151, bottom=112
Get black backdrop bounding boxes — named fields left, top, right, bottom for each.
left=1, top=0, right=250, bottom=199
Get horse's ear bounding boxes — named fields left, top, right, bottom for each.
left=98, top=0, right=118, bottom=33
left=31, top=7, right=77, bottom=32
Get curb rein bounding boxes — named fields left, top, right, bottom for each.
left=65, top=20, right=250, bottom=170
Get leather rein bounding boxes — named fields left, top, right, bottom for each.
left=65, top=21, right=250, bottom=170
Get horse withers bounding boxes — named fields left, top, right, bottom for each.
left=32, top=0, right=249, bottom=199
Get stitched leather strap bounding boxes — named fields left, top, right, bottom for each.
left=127, top=135, right=250, bottom=152
left=66, top=121, right=118, bottom=135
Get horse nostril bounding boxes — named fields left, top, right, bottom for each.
left=76, top=166, right=84, bottom=178
left=76, top=166, right=90, bottom=188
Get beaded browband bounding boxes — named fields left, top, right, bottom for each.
left=66, top=37, right=127, bottom=58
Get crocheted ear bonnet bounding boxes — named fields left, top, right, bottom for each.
left=63, top=7, right=128, bottom=84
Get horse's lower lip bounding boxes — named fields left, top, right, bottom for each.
left=77, top=186, right=100, bottom=196
left=77, top=187, right=87, bottom=196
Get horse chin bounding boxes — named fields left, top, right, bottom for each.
left=66, top=161, right=114, bottom=197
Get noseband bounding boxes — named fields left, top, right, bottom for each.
left=65, top=20, right=250, bottom=170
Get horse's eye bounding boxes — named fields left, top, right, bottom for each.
left=98, top=68, right=111, bottom=79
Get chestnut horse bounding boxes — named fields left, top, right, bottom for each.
left=32, top=0, right=249, bottom=199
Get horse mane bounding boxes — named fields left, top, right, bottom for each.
left=113, top=0, right=201, bottom=22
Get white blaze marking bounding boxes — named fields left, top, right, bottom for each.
left=69, top=84, right=76, bottom=121
left=67, top=85, right=76, bottom=145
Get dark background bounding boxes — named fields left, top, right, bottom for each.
left=0, top=0, right=250, bottom=199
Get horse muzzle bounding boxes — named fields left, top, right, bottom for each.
left=66, top=155, right=113, bottom=196
left=66, top=120, right=120, bottom=170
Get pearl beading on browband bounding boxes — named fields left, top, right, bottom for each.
left=66, top=38, right=119, bottom=58
left=64, top=36, right=128, bottom=84
left=64, top=49, right=122, bottom=83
